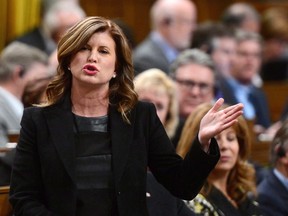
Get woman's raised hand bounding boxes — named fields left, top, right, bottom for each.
left=198, top=98, right=244, bottom=152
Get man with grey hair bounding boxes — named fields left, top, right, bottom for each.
left=221, top=2, right=260, bottom=33
left=133, top=0, right=197, bottom=75
left=13, top=1, right=86, bottom=55
left=0, top=42, right=49, bottom=146
left=169, top=49, right=217, bottom=145
left=170, top=48, right=217, bottom=120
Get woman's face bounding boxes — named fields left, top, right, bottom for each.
left=138, top=88, right=170, bottom=124
left=69, top=31, right=116, bottom=91
left=214, top=127, right=239, bottom=173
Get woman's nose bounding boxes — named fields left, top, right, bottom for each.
left=88, top=51, right=97, bottom=63
left=219, top=140, right=229, bottom=150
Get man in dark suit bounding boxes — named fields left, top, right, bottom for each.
left=133, top=0, right=197, bottom=75
left=0, top=42, right=49, bottom=147
left=257, top=120, right=288, bottom=216
left=13, top=1, right=86, bottom=55
left=218, top=30, right=271, bottom=131
left=169, top=49, right=217, bottom=146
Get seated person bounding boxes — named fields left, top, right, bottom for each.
left=135, top=69, right=195, bottom=215
left=134, top=68, right=179, bottom=140
left=218, top=30, right=271, bottom=135
left=0, top=42, right=49, bottom=146
left=177, top=103, right=263, bottom=216
left=257, top=119, right=288, bottom=216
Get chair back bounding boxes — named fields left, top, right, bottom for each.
left=262, top=81, right=288, bottom=122
left=0, top=186, right=12, bottom=216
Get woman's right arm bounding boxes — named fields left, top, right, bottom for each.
left=9, top=108, right=54, bottom=216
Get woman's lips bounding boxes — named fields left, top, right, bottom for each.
left=83, top=64, right=98, bottom=75
left=219, top=155, right=231, bottom=162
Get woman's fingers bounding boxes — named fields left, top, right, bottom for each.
left=209, top=98, right=224, bottom=113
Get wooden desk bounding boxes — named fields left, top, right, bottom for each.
left=0, top=186, right=12, bottom=216
left=7, top=133, right=19, bottom=143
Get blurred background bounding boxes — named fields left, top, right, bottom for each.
left=1, top=0, right=288, bottom=52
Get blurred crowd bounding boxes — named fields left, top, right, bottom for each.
left=1, top=0, right=288, bottom=216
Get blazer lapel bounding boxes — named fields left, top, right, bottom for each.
left=109, top=106, right=134, bottom=185
left=44, top=97, right=76, bottom=182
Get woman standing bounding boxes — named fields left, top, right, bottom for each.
left=9, top=16, right=243, bottom=216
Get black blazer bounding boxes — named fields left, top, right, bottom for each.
left=13, top=27, right=54, bottom=55
left=146, top=172, right=195, bottom=216
left=0, top=148, right=15, bottom=186
left=10, top=95, right=219, bottom=216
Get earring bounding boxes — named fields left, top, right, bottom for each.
left=113, top=74, right=116, bottom=78
left=68, top=67, right=71, bottom=71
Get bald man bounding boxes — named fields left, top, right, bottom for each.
left=133, top=0, right=197, bottom=75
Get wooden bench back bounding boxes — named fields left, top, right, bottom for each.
left=261, top=81, right=288, bottom=122
left=0, top=186, right=12, bottom=216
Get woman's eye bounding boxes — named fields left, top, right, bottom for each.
left=99, top=49, right=109, bottom=54
left=80, top=46, right=89, bottom=51
left=227, top=135, right=236, bottom=142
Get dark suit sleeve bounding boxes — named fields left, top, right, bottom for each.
left=257, top=194, right=276, bottom=216
left=146, top=104, right=220, bottom=200
left=9, top=108, right=55, bottom=216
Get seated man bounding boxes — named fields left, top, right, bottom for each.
left=169, top=49, right=217, bottom=146
left=218, top=30, right=271, bottom=134
left=257, top=120, right=288, bottom=216
left=0, top=42, right=49, bottom=146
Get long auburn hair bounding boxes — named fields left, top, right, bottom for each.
left=177, top=103, right=257, bottom=204
left=43, top=16, right=138, bottom=123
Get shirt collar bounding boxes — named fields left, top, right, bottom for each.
left=227, top=77, right=253, bottom=93
left=273, top=168, right=288, bottom=192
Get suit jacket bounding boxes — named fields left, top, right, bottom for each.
left=133, top=36, right=170, bottom=75
left=219, top=78, right=271, bottom=128
left=14, top=27, right=55, bottom=55
left=257, top=170, right=288, bottom=216
left=0, top=90, right=22, bottom=146
left=9, top=95, right=220, bottom=216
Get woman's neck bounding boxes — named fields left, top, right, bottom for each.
left=209, top=174, right=228, bottom=195
left=71, top=87, right=109, bottom=117
left=209, top=172, right=238, bottom=208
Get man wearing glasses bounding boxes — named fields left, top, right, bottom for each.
left=169, top=49, right=217, bottom=145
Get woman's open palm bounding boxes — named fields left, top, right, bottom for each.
left=198, top=98, right=244, bottom=149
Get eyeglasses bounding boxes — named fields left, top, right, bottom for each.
left=237, top=51, right=261, bottom=59
left=175, top=78, right=213, bottom=95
